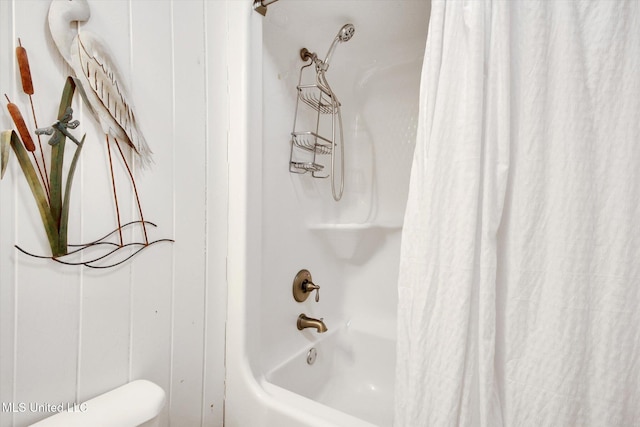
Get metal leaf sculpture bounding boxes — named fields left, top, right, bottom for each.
left=3, top=76, right=83, bottom=256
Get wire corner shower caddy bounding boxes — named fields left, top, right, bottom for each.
left=289, top=24, right=355, bottom=202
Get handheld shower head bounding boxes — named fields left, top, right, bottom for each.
left=322, top=23, right=355, bottom=71
left=337, top=23, right=356, bottom=42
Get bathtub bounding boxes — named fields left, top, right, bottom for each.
left=263, top=322, right=396, bottom=427
left=225, top=1, right=429, bottom=426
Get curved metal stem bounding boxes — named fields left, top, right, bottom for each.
left=14, top=221, right=173, bottom=269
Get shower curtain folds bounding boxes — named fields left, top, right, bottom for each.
left=396, top=1, right=640, bottom=426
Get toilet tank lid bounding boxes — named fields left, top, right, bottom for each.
left=29, top=379, right=166, bottom=427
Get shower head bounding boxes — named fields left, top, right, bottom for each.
left=337, top=23, right=356, bottom=42
left=322, top=23, right=355, bottom=71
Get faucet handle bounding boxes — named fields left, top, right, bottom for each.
left=303, top=280, right=320, bottom=302
left=292, top=269, right=321, bottom=303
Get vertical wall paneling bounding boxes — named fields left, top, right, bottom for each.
left=169, top=1, right=209, bottom=425
left=202, top=1, right=229, bottom=425
left=0, top=1, right=228, bottom=426
left=75, top=0, right=135, bottom=404
left=0, top=2, right=16, bottom=426
left=128, top=1, right=175, bottom=425
left=12, top=2, right=80, bottom=426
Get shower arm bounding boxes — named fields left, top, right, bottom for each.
left=253, top=0, right=279, bottom=16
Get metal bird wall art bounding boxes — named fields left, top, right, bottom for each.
left=0, top=0, right=172, bottom=269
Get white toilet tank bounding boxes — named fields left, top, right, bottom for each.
left=29, top=380, right=165, bottom=427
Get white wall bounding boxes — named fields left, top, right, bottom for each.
left=0, top=1, right=230, bottom=426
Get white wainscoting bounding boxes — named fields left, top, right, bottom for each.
left=0, top=1, right=230, bottom=426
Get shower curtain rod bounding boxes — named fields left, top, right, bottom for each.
left=253, top=0, right=279, bottom=16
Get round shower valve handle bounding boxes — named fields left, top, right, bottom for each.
left=293, top=269, right=321, bottom=302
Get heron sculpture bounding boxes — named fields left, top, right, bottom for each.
left=48, top=0, right=152, bottom=246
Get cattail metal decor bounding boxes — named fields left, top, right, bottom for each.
left=1, top=38, right=172, bottom=268
left=16, top=38, right=51, bottom=198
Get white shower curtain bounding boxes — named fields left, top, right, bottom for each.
left=395, top=1, right=640, bottom=426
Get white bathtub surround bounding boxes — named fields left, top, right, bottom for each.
left=1, top=1, right=228, bottom=426
left=225, top=1, right=429, bottom=426
left=397, top=1, right=640, bottom=426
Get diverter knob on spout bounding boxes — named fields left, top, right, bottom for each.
left=292, top=269, right=320, bottom=302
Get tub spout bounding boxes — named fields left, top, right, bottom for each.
left=297, top=313, right=328, bottom=333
